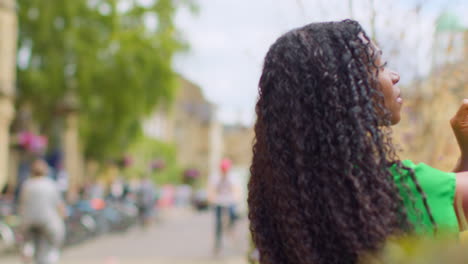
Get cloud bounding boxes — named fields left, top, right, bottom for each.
left=174, top=0, right=467, bottom=125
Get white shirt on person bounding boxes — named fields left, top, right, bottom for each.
left=19, top=177, right=63, bottom=226
left=208, top=172, right=241, bottom=207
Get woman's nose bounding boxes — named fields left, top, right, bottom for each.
left=391, top=71, right=400, bottom=85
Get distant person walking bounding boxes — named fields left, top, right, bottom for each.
left=208, top=158, right=241, bottom=255
left=19, top=158, right=66, bottom=264
left=136, top=176, right=158, bottom=228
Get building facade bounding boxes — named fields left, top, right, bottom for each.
left=143, top=77, right=222, bottom=179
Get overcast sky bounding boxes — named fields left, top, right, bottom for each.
left=174, top=0, right=468, bottom=125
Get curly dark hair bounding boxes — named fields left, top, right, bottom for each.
left=248, top=20, right=435, bottom=264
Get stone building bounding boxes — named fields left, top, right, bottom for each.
left=143, top=77, right=257, bottom=182
left=143, top=77, right=222, bottom=180
left=432, top=12, right=467, bottom=71
left=222, top=124, right=254, bottom=171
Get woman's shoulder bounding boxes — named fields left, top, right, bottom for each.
left=391, top=160, right=455, bottom=185
left=399, top=160, right=456, bottom=188
left=394, top=159, right=459, bottom=233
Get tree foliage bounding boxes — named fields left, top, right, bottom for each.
left=17, top=0, right=192, bottom=160
left=126, top=135, right=181, bottom=184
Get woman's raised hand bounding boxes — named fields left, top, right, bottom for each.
left=451, top=99, right=468, bottom=156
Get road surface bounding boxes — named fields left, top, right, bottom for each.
left=1, top=208, right=250, bottom=264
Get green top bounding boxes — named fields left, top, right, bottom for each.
left=391, top=160, right=459, bottom=236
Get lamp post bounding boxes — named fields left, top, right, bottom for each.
left=0, top=0, right=16, bottom=190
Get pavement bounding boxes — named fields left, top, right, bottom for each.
left=0, top=208, right=249, bottom=264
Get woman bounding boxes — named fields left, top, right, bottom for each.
left=248, top=19, right=468, bottom=264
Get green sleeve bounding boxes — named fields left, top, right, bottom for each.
left=392, top=160, right=458, bottom=235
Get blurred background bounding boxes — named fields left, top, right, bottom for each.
left=0, top=0, right=466, bottom=263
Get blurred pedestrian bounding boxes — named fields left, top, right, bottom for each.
left=108, top=177, right=125, bottom=201
left=175, top=184, right=192, bottom=207
left=19, top=158, right=66, bottom=264
left=136, top=175, right=158, bottom=228
left=88, top=179, right=105, bottom=200
left=207, top=158, right=241, bottom=256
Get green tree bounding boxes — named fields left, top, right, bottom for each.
left=126, top=135, right=181, bottom=184
left=17, top=0, right=192, bottom=160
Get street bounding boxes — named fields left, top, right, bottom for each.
left=1, top=208, right=249, bottom=264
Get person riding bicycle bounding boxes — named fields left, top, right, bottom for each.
left=207, top=158, right=241, bottom=255
left=19, top=158, right=66, bottom=264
